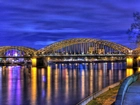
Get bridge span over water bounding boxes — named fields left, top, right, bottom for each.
left=0, top=38, right=139, bottom=67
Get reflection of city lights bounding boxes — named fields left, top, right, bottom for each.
left=81, top=70, right=85, bottom=97
left=47, top=65, right=51, bottom=100
left=8, top=66, right=12, bottom=69
left=31, top=67, right=37, bottom=102
left=42, top=76, right=46, bottom=82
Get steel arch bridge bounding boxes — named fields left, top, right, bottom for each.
left=132, top=48, right=140, bottom=54
left=37, top=38, right=131, bottom=55
left=0, top=46, right=37, bottom=57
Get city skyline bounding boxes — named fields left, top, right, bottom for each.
left=1, top=0, right=140, bottom=49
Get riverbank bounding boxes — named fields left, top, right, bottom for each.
left=87, top=85, right=120, bottom=105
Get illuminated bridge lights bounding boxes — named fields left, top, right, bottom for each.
left=0, top=46, right=37, bottom=57
left=36, top=38, right=131, bottom=55
left=1, top=38, right=140, bottom=57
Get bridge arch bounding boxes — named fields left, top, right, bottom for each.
left=37, top=38, right=131, bottom=55
left=0, top=46, right=37, bottom=56
left=132, top=48, right=140, bottom=54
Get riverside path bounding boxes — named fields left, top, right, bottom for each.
left=122, top=78, right=140, bottom=105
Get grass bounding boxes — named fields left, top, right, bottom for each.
left=87, top=85, right=120, bottom=105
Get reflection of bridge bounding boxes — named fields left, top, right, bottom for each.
left=0, top=38, right=140, bottom=67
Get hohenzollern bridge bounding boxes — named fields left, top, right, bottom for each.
left=0, top=38, right=139, bottom=67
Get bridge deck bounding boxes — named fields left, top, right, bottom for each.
left=123, top=78, right=140, bottom=105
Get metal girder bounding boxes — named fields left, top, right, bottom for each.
left=0, top=46, right=37, bottom=56
left=132, top=48, right=140, bottom=54
left=37, top=38, right=131, bottom=54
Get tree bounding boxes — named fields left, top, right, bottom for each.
left=127, top=12, right=140, bottom=48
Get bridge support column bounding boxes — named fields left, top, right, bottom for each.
left=126, top=56, right=133, bottom=68
left=42, top=57, right=51, bottom=66
left=31, top=57, right=37, bottom=67
left=126, top=68, right=134, bottom=77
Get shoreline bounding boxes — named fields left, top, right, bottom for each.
left=87, top=85, right=120, bottom=105
left=76, top=82, right=120, bottom=105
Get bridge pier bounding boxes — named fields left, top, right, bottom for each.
left=126, top=56, right=140, bottom=68
left=31, top=57, right=51, bottom=67
left=126, top=56, right=133, bottom=68
left=126, top=68, right=134, bottom=77
left=40, top=57, right=50, bottom=66
left=31, top=57, right=37, bottom=67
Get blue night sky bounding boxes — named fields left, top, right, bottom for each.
left=0, top=0, right=140, bottom=49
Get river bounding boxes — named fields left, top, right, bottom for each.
left=0, top=61, right=129, bottom=105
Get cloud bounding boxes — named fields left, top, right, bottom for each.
left=0, top=0, right=140, bottom=49
left=34, top=40, right=56, bottom=45
left=4, top=27, right=84, bottom=33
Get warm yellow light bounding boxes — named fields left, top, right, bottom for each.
left=54, top=68, right=59, bottom=96
left=41, top=68, right=45, bottom=76
left=98, top=69, right=103, bottom=90
left=47, top=65, right=51, bottom=100
left=138, top=67, right=140, bottom=72
left=47, top=65, right=51, bottom=77
left=65, top=68, right=69, bottom=99
left=31, top=67, right=37, bottom=101
left=126, top=57, right=133, bottom=68
left=31, top=58, right=37, bottom=67
left=47, top=57, right=50, bottom=61
left=81, top=70, right=85, bottom=97
left=126, top=68, right=133, bottom=77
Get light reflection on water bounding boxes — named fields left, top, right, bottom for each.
left=31, top=67, right=37, bottom=105
left=47, top=65, right=51, bottom=104
left=0, top=62, right=129, bottom=105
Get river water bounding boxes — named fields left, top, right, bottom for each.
left=0, top=62, right=129, bottom=105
